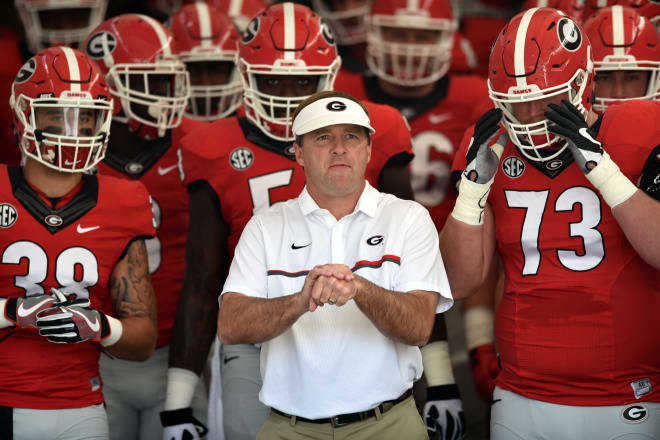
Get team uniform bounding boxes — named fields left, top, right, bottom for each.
left=453, top=100, right=660, bottom=437
left=96, top=118, right=208, bottom=440
left=334, top=73, right=492, bottom=230
left=179, top=102, right=413, bottom=438
left=0, top=166, right=154, bottom=434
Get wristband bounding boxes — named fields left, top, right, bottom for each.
left=586, top=151, right=638, bottom=208
left=100, top=315, right=123, bottom=347
left=164, top=367, right=200, bottom=410
left=0, top=299, right=12, bottom=329
left=450, top=174, right=494, bottom=225
left=464, top=307, right=494, bottom=351
left=421, top=341, right=455, bottom=386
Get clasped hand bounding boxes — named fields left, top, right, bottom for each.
left=300, top=264, right=358, bottom=312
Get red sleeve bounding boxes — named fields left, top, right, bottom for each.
left=365, top=102, right=414, bottom=187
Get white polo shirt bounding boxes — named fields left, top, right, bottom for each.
left=221, top=182, right=453, bottom=418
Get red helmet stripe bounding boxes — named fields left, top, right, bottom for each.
left=515, top=8, right=538, bottom=88
left=228, top=0, right=243, bottom=16
left=407, top=0, right=419, bottom=10
left=61, top=46, right=82, bottom=93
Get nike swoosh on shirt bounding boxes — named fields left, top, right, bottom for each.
left=17, top=298, right=53, bottom=318
left=291, top=243, right=311, bottom=250
left=77, top=225, right=100, bottom=234
left=158, top=164, right=178, bottom=176
left=70, top=308, right=100, bottom=333
left=428, top=113, right=452, bottom=125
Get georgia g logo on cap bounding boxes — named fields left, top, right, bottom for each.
left=326, top=101, right=346, bottom=111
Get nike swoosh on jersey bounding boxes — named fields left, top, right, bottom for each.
left=17, top=298, right=53, bottom=318
left=77, top=225, right=100, bottom=234
left=291, top=243, right=311, bottom=250
left=70, top=308, right=100, bottom=333
left=428, top=113, right=452, bottom=125
left=158, top=164, right=178, bottom=176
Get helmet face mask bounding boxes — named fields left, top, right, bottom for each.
left=366, top=0, right=456, bottom=87
left=85, top=14, right=191, bottom=140
left=11, top=47, right=113, bottom=173
left=488, top=8, right=594, bottom=162
left=584, top=5, right=660, bottom=113
left=238, top=3, right=340, bottom=142
left=15, top=0, right=108, bottom=54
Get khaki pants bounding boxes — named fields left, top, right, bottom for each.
left=257, top=395, right=428, bottom=440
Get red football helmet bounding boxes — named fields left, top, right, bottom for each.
left=521, top=0, right=586, bottom=22
left=638, top=1, right=660, bottom=29
left=310, top=0, right=370, bottom=45
left=170, top=3, right=242, bottom=120
left=489, top=7, right=594, bottom=162
left=238, top=2, right=340, bottom=141
left=583, top=0, right=647, bottom=20
left=84, top=14, right=190, bottom=140
left=10, top=46, right=113, bottom=172
left=584, top=6, right=660, bottom=112
left=366, top=0, right=457, bottom=87
left=15, top=0, right=108, bottom=54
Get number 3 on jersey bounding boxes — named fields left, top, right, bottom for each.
left=505, top=187, right=605, bottom=275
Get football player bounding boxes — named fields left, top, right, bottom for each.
left=145, top=0, right=267, bottom=30
left=169, top=2, right=243, bottom=121
left=334, top=2, right=494, bottom=436
left=0, top=46, right=157, bottom=439
left=584, top=5, right=660, bottom=113
left=442, top=7, right=660, bottom=438
left=162, top=3, right=417, bottom=439
left=83, top=14, right=208, bottom=440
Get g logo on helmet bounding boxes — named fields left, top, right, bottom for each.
left=242, top=17, right=260, bottom=44
left=86, top=31, right=117, bottom=59
left=326, top=101, right=346, bottom=111
left=557, top=18, right=581, bottom=52
left=319, top=18, right=335, bottom=45
left=15, top=58, right=36, bottom=84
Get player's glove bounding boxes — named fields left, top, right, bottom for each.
left=36, top=295, right=114, bottom=344
left=4, top=289, right=64, bottom=328
left=160, top=407, right=208, bottom=440
left=452, top=108, right=508, bottom=225
left=469, top=343, right=499, bottom=403
left=545, top=100, right=638, bottom=208
left=423, top=384, right=465, bottom=440
left=545, top=100, right=603, bottom=173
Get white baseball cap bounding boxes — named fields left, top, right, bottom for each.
left=292, top=96, right=376, bottom=136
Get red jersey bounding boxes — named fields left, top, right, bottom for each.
left=97, top=118, right=205, bottom=347
left=334, top=73, right=492, bottom=230
left=179, top=106, right=413, bottom=257
left=0, top=166, right=154, bottom=409
left=453, top=100, right=660, bottom=405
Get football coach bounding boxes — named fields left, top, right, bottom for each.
left=217, top=90, right=453, bottom=439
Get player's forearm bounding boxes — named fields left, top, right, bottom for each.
left=439, top=216, right=493, bottom=299
left=218, top=292, right=305, bottom=345
left=168, top=283, right=219, bottom=375
left=106, top=316, right=157, bottom=361
left=353, top=276, right=437, bottom=346
left=611, top=190, right=660, bottom=270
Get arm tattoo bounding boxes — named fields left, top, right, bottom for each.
left=110, top=239, right=157, bottom=322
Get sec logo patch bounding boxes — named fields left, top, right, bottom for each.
left=502, top=156, right=525, bottom=178
left=0, top=203, right=17, bottom=228
left=230, top=147, right=254, bottom=170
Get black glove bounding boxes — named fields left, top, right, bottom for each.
left=545, top=100, right=603, bottom=173
left=36, top=295, right=110, bottom=343
left=464, top=108, right=508, bottom=184
left=423, top=384, right=465, bottom=440
left=161, top=407, right=208, bottom=440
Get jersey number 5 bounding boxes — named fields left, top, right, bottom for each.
left=505, top=187, right=605, bottom=275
